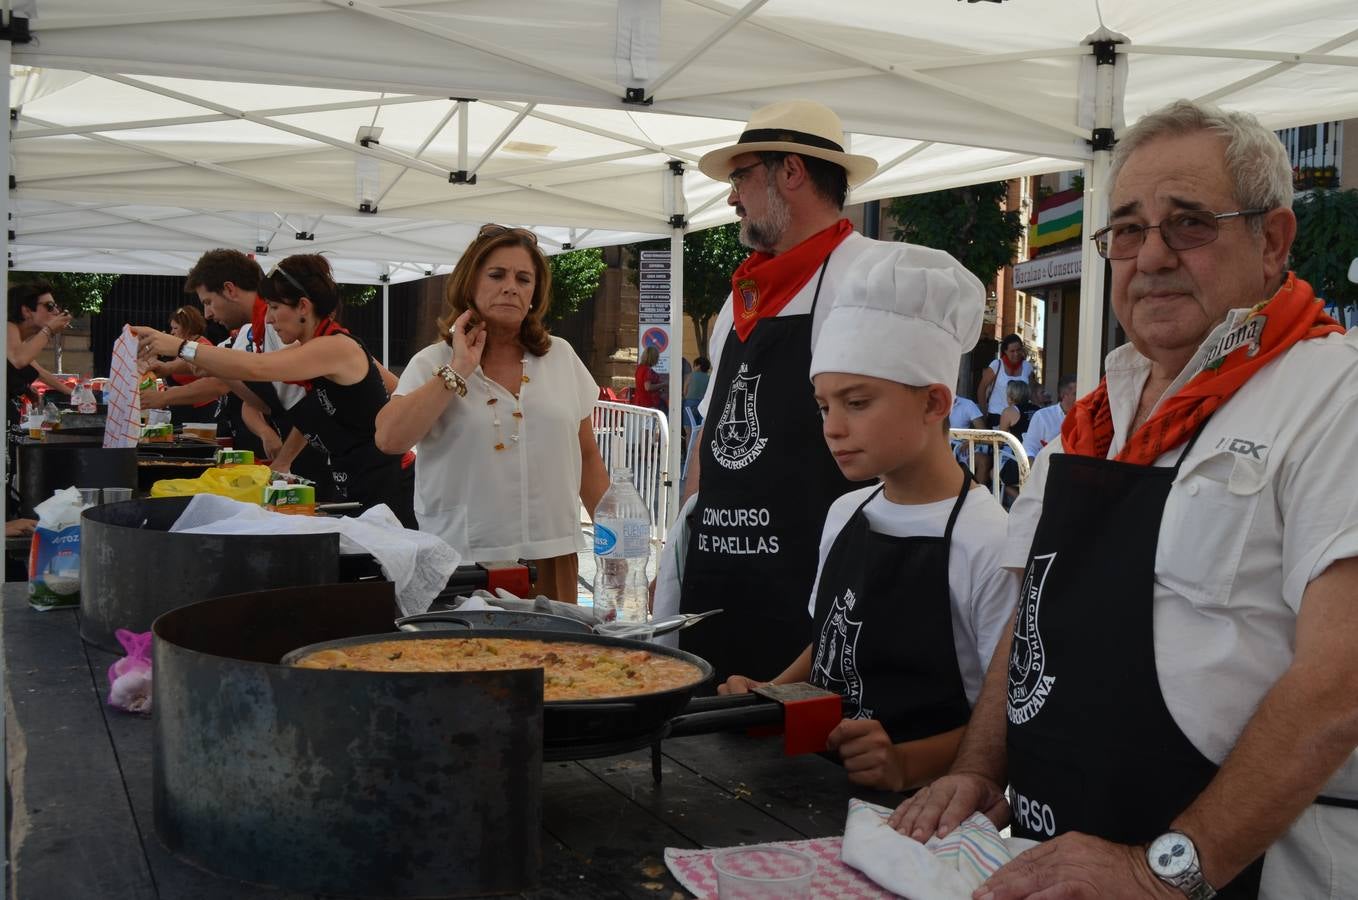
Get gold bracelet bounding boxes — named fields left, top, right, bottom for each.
left=435, top=364, right=468, bottom=397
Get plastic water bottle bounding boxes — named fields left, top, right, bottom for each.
left=72, top=379, right=97, bottom=414
left=592, top=467, right=651, bottom=624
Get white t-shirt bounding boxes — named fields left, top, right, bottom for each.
left=225, top=319, right=305, bottom=411
left=808, top=483, right=1017, bottom=707
left=949, top=396, right=984, bottom=430
left=1021, top=403, right=1064, bottom=460
left=698, top=231, right=890, bottom=418
left=1004, top=312, right=1358, bottom=898
left=984, top=358, right=1033, bottom=414
left=395, top=336, right=598, bottom=560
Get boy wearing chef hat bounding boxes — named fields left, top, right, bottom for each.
left=720, top=245, right=1018, bottom=792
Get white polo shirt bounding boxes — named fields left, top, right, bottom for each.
left=1004, top=310, right=1358, bottom=897
left=1021, top=403, right=1065, bottom=460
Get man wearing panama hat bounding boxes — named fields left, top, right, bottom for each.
left=656, top=99, right=923, bottom=684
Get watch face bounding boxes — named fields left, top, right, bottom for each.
left=1149, top=832, right=1194, bottom=878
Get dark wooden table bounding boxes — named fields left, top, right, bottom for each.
left=2, top=583, right=899, bottom=899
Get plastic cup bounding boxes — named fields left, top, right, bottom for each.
left=713, top=847, right=816, bottom=900
left=102, top=487, right=134, bottom=503
left=77, top=487, right=102, bottom=508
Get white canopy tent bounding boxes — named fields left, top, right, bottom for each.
left=3, top=0, right=1358, bottom=525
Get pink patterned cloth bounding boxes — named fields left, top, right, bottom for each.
left=664, top=836, right=898, bottom=900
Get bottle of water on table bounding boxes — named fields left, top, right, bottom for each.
left=592, top=466, right=651, bottom=625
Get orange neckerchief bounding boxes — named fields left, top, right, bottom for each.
left=1062, top=273, right=1341, bottom=466
left=729, top=219, right=852, bottom=342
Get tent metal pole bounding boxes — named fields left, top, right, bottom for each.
left=666, top=162, right=686, bottom=527
left=1075, top=41, right=1118, bottom=395
left=381, top=279, right=390, bottom=367
left=1, top=38, right=9, bottom=587
left=646, top=0, right=770, bottom=99
left=468, top=102, right=535, bottom=178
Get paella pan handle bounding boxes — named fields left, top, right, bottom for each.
left=394, top=613, right=474, bottom=632
left=665, top=692, right=783, bottom=737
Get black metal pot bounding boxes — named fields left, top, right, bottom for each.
left=80, top=496, right=339, bottom=652
left=16, top=436, right=136, bottom=517
left=153, top=582, right=543, bottom=898
left=282, top=627, right=715, bottom=760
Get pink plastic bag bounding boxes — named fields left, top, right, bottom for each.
left=106, top=628, right=153, bottom=714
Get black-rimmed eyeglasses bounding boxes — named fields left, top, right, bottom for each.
left=1091, top=208, right=1269, bottom=260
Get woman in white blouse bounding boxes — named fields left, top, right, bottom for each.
left=375, top=224, right=609, bottom=601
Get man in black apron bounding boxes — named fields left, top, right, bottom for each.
left=654, top=100, right=909, bottom=683
left=717, top=244, right=1015, bottom=792
left=889, top=100, right=1358, bottom=899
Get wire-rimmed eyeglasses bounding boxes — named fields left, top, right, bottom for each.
left=1091, top=208, right=1269, bottom=260
left=727, top=161, right=763, bottom=191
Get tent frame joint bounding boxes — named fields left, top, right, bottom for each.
left=1092, top=40, right=1118, bottom=66
left=1090, top=127, right=1116, bottom=152
left=0, top=17, right=31, bottom=44
left=448, top=170, right=478, bottom=185
left=295, top=232, right=315, bottom=241
left=622, top=88, right=653, bottom=106
left=668, top=214, right=687, bottom=229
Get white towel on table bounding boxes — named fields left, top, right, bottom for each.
left=170, top=494, right=459, bottom=616
left=840, top=800, right=1038, bottom=900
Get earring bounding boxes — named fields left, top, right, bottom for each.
left=300, top=315, right=307, bottom=323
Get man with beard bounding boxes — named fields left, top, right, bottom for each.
left=653, top=100, right=926, bottom=683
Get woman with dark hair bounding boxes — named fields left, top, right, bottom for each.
left=6, top=280, right=74, bottom=514
left=975, top=333, right=1033, bottom=428
left=133, top=255, right=415, bottom=527
left=374, top=224, right=609, bottom=601
left=142, top=304, right=226, bottom=428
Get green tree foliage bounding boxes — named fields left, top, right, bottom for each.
left=1291, top=188, right=1358, bottom=309
left=886, top=182, right=1024, bottom=285
left=548, top=247, right=607, bottom=322
left=340, top=284, right=378, bottom=307
left=632, top=223, right=748, bottom=357
left=11, top=271, right=119, bottom=316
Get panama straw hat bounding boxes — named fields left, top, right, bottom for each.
left=699, top=100, right=878, bottom=187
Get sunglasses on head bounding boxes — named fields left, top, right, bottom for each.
left=477, top=223, right=539, bottom=246
left=267, top=264, right=308, bottom=298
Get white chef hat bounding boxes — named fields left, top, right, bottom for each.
left=810, top=244, right=985, bottom=390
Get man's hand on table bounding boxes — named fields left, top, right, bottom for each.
left=972, top=833, right=1180, bottom=900
left=5, top=518, right=36, bottom=538
left=889, top=771, right=1010, bottom=839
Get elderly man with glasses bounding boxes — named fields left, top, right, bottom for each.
left=890, top=99, right=1358, bottom=899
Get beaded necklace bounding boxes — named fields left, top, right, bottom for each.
left=480, top=356, right=530, bottom=451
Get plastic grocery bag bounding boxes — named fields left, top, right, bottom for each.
left=106, top=629, right=153, bottom=715
left=28, top=486, right=91, bottom=610
left=149, top=464, right=273, bottom=504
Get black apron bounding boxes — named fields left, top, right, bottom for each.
left=680, top=253, right=870, bottom=683
left=1005, top=428, right=1270, bottom=892
left=809, top=467, right=973, bottom=744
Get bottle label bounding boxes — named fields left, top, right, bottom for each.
left=594, top=523, right=618, bottom=555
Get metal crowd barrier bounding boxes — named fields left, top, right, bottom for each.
left=592, top=400, right=671, bottom=541
left=950, top=428, right=1032, bottom=494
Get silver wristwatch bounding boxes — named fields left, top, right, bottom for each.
left=1147, top=830, right=1216, bottom=899
left=177, top=339, right=199, bottom=362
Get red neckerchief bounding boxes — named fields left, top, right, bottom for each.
left=291, top=317, right=349, bottom=393
left=729, top=218, right=853, bottom=342
left=1001, top=356, right=1025, bottom=376
left=1062, top=273, right=1341, bottom=466
left=249, top=298, right=269, bottom=352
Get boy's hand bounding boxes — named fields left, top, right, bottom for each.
left=826, top=718, right=906, bottom=792
left=717, top=675, right=765, bottom=695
